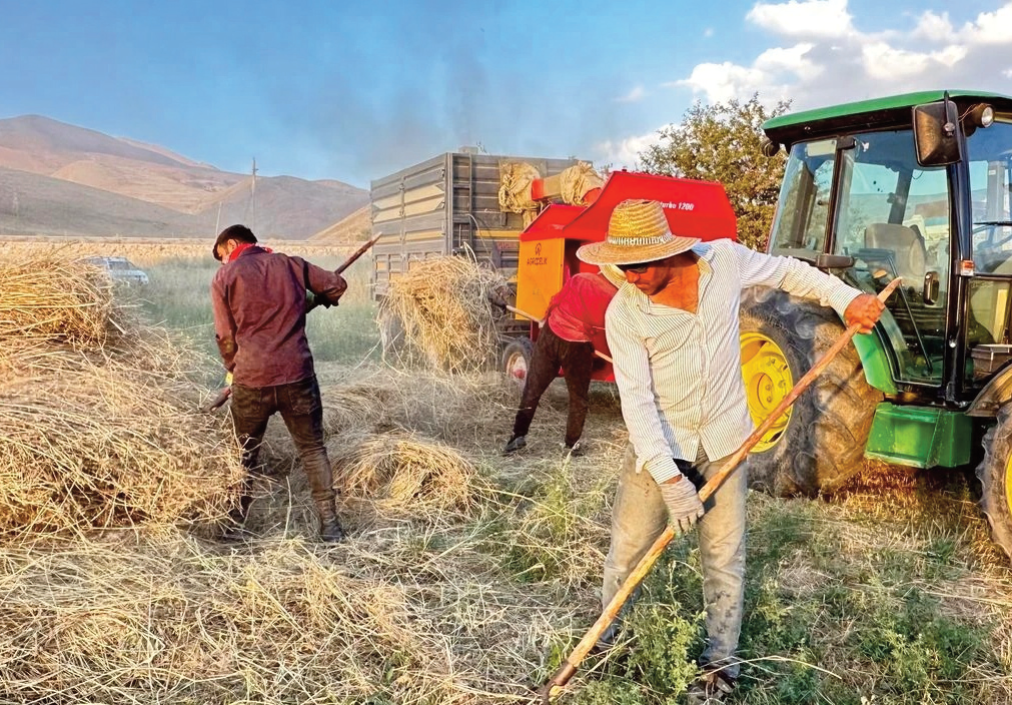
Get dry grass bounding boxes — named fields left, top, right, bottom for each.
left=379, top=255, right=510, bottom=374
left=0, top=250, right=243, bottom=535
left=318, top=365, right=518, bottom=446
left=0, top=518, right=592, bottom=704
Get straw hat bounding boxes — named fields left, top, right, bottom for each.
left=598, top=264, right=626, bottom=288
left=576, top=199, right=700, bottom=266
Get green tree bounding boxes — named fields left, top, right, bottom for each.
left=640, top=94, right=790, bottom=251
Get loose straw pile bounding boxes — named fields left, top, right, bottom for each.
left=0, top=250, right=243, bottom=534
left=329, top=430, right=478, bottom=517
left=378, top=255, right=509, bottom=374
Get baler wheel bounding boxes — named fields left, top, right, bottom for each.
left=502, top=338, right=535, bottom=392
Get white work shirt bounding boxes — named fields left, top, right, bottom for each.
left=605, top=239, right=862, bottom=484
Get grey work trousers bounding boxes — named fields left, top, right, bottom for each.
left=602, top=443, right=748, bottom=678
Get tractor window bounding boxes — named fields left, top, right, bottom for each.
left=768, top=139, right=835, bottom=257
left=833, top=129, right=951, bottom=385
left=967, top=119, right=1012, bottom=275
left=966, top=118, right=1012, bottom=378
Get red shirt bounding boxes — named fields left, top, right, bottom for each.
left=211, top=246, right=347, bottom=387
left=545, top=272, right=618, bottom=355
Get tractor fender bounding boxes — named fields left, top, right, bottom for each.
left=967, top=361, right=1012, bottom=418
left=827, top=304, right=900, bottom=395
left=849, top=330, right=898, bottom=395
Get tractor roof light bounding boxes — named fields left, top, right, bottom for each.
left=969, top=103, right=995, bottom=129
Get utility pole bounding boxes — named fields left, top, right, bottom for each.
left=251, top=157, right=258, bottom=231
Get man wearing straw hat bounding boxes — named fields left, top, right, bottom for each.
left=577, top=199, right=884, bottom=702
left=211, top=224, right=348, bottom=543
left=502, top=265, right=625, bottom=457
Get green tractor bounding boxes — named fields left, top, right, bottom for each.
left=739, top=90, right=1012, bottom=558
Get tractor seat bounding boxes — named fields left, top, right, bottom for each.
left=864, top=223, right=927, bottom=286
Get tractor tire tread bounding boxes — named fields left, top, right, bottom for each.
left=975, top=407, right=1012, bottom=560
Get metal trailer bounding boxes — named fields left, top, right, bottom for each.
left=369, top=151, right=582, bottom=299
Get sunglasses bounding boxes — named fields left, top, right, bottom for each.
left=616, top=263, right=650, bottom=274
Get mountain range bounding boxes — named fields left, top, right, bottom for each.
left=0, top=115, right=368, bottom=240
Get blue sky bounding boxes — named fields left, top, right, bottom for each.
left=1, top=0, right=1011, bottom=187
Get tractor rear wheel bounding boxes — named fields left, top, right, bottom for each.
left=502, top=338, right=535, bottom=392
left=740, top=289, right=881, bottom=496
left=975, top=407, right=1012, bottom=559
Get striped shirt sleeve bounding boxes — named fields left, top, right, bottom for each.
left=732, top=242, right=860, bottom=317
left=606, top=301, right=681, bottom=483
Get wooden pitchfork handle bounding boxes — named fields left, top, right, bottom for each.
left=536, top=277, right=900, bottom=703
left=504, top=303, right=613, bottom=364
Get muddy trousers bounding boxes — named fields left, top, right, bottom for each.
left=602, top=444, right=748, bottom=679
left=511, top=325, right=596, bottom=447
left=229, top=375, right=336, bottom=518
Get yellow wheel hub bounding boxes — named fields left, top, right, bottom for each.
left=740, top=333, right=794, bottom=453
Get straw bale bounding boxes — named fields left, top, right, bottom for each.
left=378, top=255, right=510, bottom=374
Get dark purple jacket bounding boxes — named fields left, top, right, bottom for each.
left=211, top=246, right=347, bottom=387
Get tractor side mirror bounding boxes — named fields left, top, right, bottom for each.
left=815, top=253, right=855, bottom=270
left=912, top=100, right=960, bottom=167
left=923, top=271, right=941, bottom=305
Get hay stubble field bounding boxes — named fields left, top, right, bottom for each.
left=1, top=241, right=1011, bottom=704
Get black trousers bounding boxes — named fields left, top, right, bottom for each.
left=511, top=325, right=596, bottom=447
left=230, top=374, right=335, bottom=506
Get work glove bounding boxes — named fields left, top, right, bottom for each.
left=659, top=476, right=704, bottom=534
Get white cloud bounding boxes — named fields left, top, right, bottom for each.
left=704, top=28, right=714, bottom=38
left=913, top=11, right=954, bottom=41
left=676, top=0, right=1012, bottom=110
left=675, top=62, right=769, bottom=103
left=934, top=44, right=969, bottom=67
left=616, top=85, right=646, bottom=103
left=960, top=3, right=1012, bottom=44
left=860, top=42, right=931, bottom=79
left=747, top=0, right=854, bottom=38
left=1004, top=67, right=1012, bottom=78
left=594, top=127, right=669, bottom=168
left=755, top=43, right=821, bottom=80
left=672, top=43, right=817, bottom=103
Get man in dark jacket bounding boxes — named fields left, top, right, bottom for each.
left=211, top=224, right=347, bottom=542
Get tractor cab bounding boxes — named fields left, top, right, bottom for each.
left=753, top=90, right=1012, bottom=559
left=763, top=91, right=1012, bottom=402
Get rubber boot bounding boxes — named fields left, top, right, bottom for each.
left=502, top=435, right=527, bottom=455
left=316, top=498, right=346, bottom=544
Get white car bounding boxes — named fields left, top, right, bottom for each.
left=81, top=256, right=150, bottom=286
